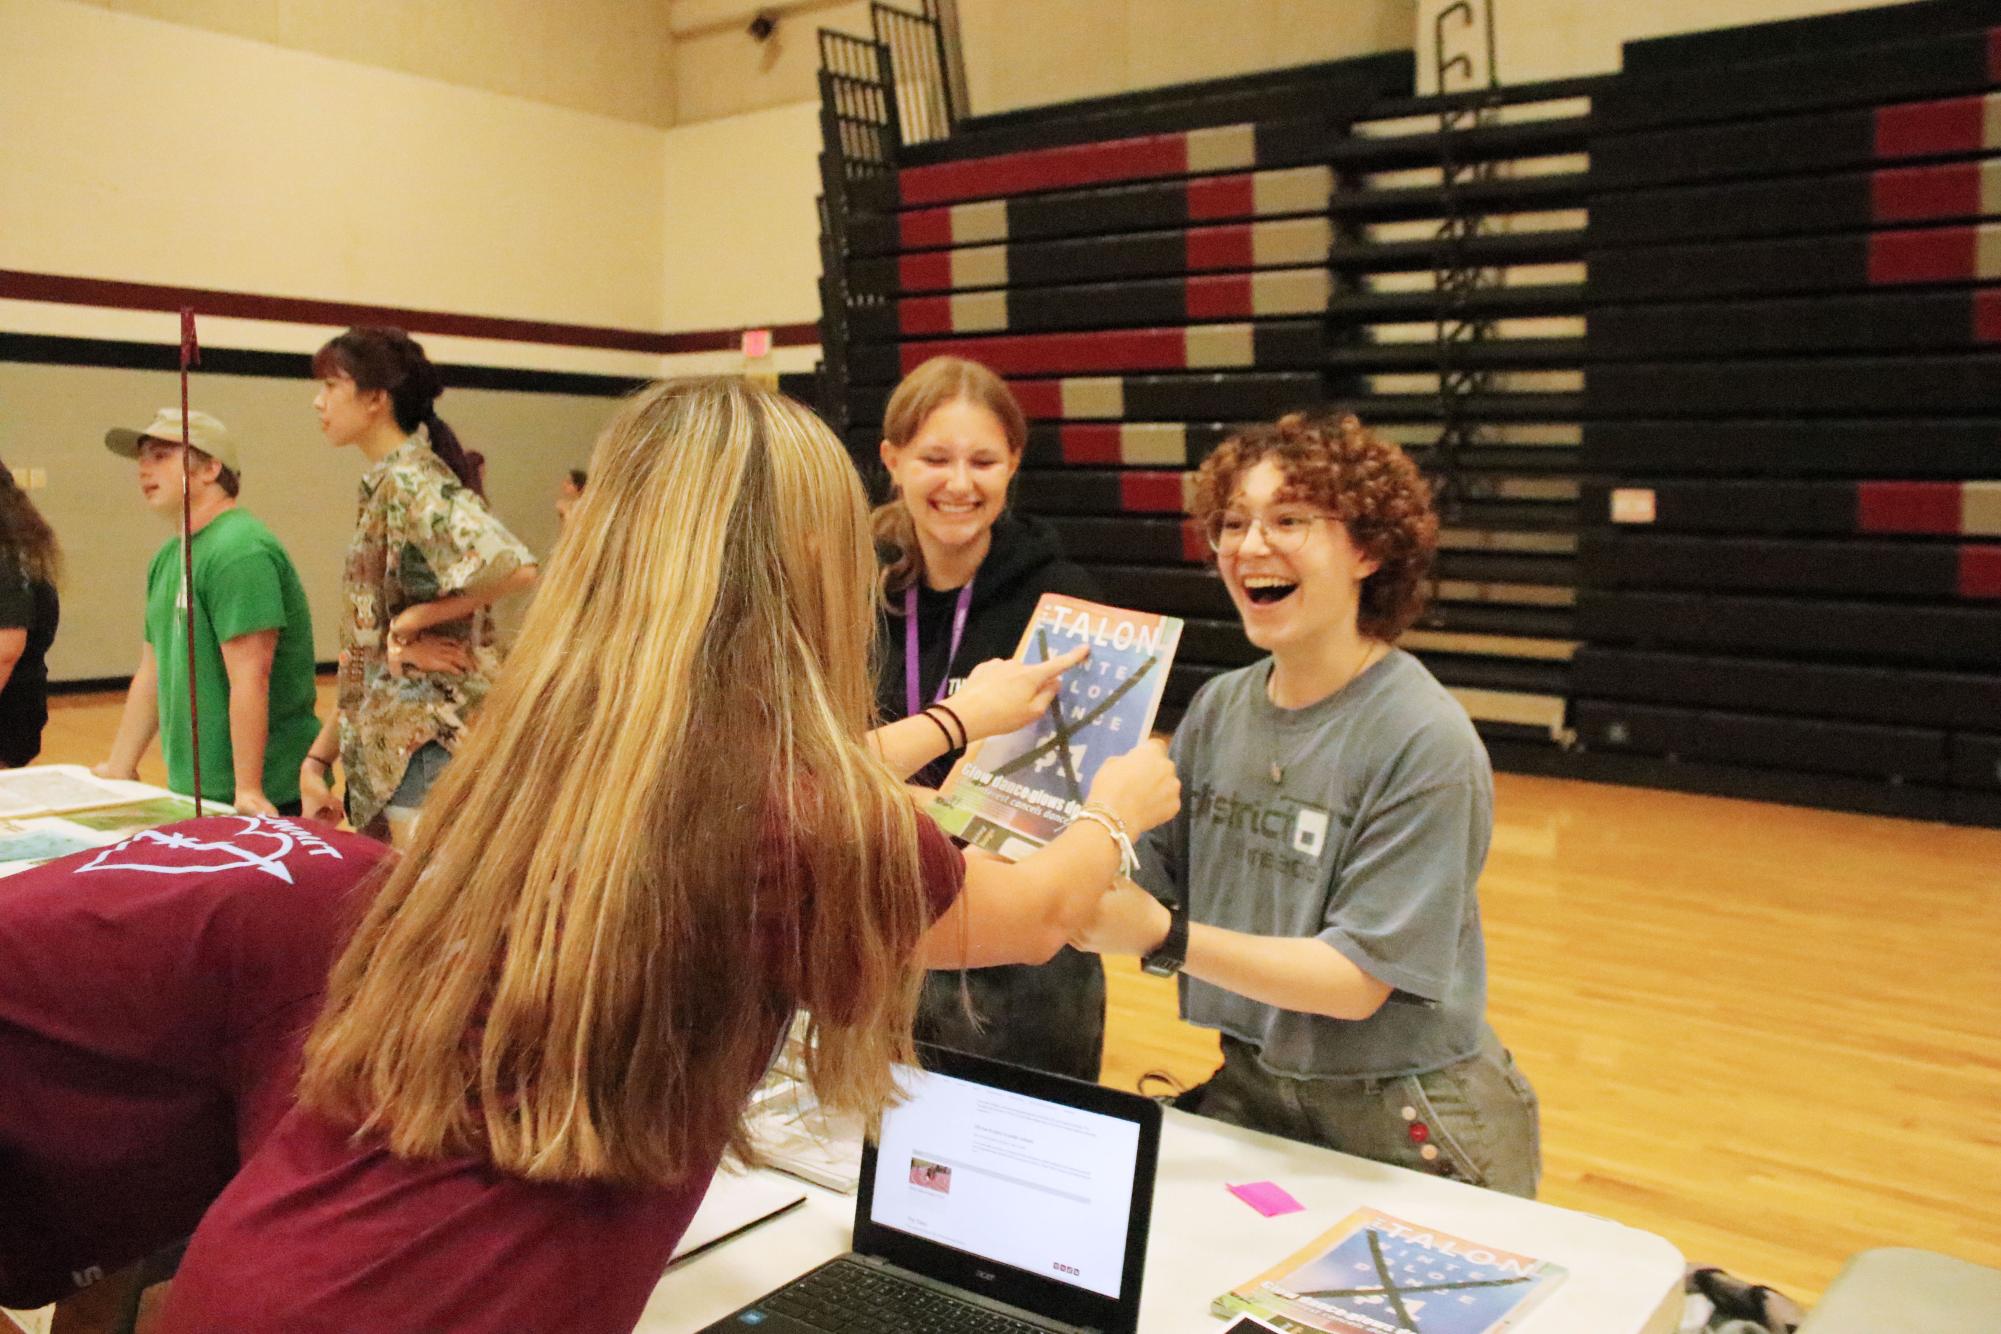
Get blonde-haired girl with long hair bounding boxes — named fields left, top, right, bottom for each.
left=132, top=378, right=1177, bottom=1333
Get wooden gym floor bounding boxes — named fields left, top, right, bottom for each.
left=39, top=685, right=2001, bottom=1306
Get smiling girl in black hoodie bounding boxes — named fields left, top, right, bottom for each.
left=874, top=357, right=1107, bottom=1082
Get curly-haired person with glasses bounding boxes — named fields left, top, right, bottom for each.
left=1072, top=409, right=1541, bottom=1197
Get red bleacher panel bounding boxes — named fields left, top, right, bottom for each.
left=1058, top=426, right=1123, bottom=465
left=1871, top=160, right=2000, bottom=223
left=899, top=125, right=1259, bottom=206
left=899, top=325, right=1255, bottom=376
left=1875, top=92, right=1999, bottom=158
left=1179, top=518, right=1208, bottom=563
left=1186, top=225, right=1255, bottom=270
left=1868, top=225, right=1995, bottom=284
left=1961, top=547, right=2001, bottom=598
left=1856, top=482, right=1962, bottom=535
left=1118, top=472, right=1187, bottom=513
left=1187, top=174, right=1256, bottom=219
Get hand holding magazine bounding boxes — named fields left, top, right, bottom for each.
left=928, top=594, right=1182, bottom=860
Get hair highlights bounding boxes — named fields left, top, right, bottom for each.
left=301, top=378, right=932, bottom=1186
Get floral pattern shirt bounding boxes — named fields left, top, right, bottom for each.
left=338, top=435, right=533, bottom=829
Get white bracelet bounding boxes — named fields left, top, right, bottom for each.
left=1068, top=807, right=1136, bottom=880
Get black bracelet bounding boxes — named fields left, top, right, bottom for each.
left=930, top=702, right=968, bottom=749
left=304, top=753, right=334, bottom=771
left=917, top=709, right=956, bottom=752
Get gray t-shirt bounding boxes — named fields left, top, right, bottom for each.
left=1135, top=648, right=1494, bottom=1080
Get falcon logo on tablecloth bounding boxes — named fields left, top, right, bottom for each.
left=77, top=815, right=346, bottom=885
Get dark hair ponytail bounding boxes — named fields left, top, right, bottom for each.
left=421, top=411, right=481, bottom=498
left=312, top=326, right=483, bottom=496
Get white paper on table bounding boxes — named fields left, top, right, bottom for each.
left=0, top=766, right=145, bottom=818
left=667, top=1170, right=807, bottom=1266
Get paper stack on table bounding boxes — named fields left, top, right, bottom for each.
left=0, top=768, right=224, bottom=879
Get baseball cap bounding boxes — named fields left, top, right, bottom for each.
left=105, top=408, right=242, bottom=474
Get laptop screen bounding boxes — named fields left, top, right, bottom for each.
left=865, top=1060, right=1145, bottom=1301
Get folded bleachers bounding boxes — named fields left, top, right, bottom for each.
left=1326, top=77, right=1601, bottom=745
left=816, top=0, right=2001, bottom=825
left=1580, top=0, right=2001, bottom=824
left=824, top=50, right=1424, bottom=724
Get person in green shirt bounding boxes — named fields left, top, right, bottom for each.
left=92, top=408, right=320, bottom=815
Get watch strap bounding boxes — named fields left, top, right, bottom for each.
left=1140, top=902, right=1189, bottom=977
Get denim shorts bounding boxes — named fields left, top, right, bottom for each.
left=383, top=740, right=452, bottom=821
left=1184, top=1024, right=1541, bottom=1198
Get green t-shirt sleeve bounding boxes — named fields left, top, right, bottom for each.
left=143, top=543, right=174, bottom=652
left=206, top=551, right=290, bottom=644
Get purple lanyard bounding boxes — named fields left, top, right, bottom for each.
left=906, top=581, right=974, bottom=721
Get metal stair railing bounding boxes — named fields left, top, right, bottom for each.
left=871, top=0, right=958, bottom=146
left=1430, top=0, right=1506, bottom=520
left=814, top=27, right=900, bottom=435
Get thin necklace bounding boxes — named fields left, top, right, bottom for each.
left=1268, top=641, right=1381, bottom=785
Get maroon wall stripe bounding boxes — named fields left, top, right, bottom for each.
left=1868, top=227, right=1977, bottom=285
left=1872, top=162, right=1985, bottom=224
left=1060, top=426, right=1123, bottom=464
left=900, top=132, right=1189, bottom=207
left=1960, top=545, right=2001, bottom=598
left=0, top=268, right=817, bottom=356
left=1989, top=26, right=2001, bottom=82
left=1858, top=481, right=1962, bottom=534
left=900, top=327, right=1190, bottom=376
left=1875, top=95, right=1988, bottom=160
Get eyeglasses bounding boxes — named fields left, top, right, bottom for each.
left=1203, top=508, right=1331, bottom=554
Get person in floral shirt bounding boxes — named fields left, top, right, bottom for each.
left=298, top=327, right=537, bottom=843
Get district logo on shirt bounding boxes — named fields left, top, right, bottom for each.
left=1292, top=805, right=1330, bottom=858
left=1190, top=783, right=1336, bottom=872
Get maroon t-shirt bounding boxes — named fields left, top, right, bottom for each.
left=157, top=814, right=966, bottom=1334
left=0, top=816, right=389, bottom=1308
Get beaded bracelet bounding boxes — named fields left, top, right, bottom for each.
left=1068, top=806, right=1137, bottom=880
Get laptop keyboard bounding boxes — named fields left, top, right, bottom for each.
left=758, top=1257, right=1053, bottom=1333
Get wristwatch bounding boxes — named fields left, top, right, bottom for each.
left=1140, top=902, right=1189, bottom=978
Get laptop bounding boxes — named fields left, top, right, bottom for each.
left=698, top=1042, right=1162, bottom=1334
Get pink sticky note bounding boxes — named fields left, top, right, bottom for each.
left=1227, top=1180, right=1304, bottom=1217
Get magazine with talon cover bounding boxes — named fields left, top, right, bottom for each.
left=1213, top=1207, right=1567, bottom=1334
left=926, top=594, right=1182, bottom=861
